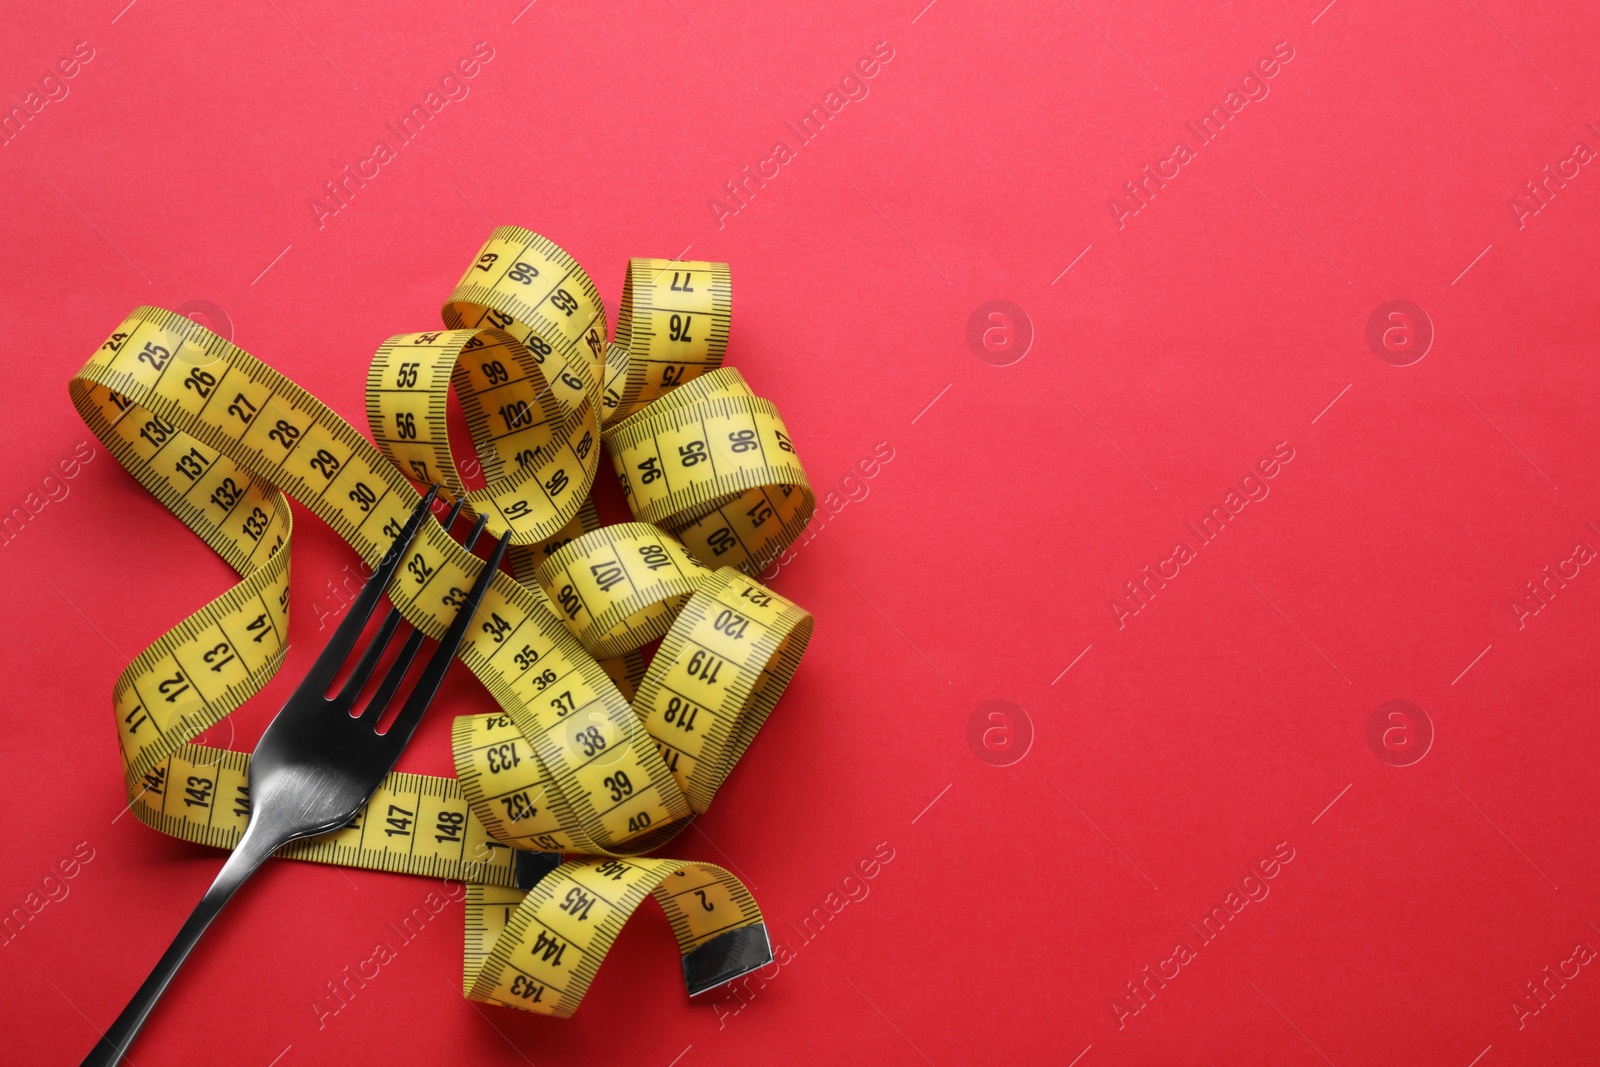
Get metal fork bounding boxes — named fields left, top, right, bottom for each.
left=82, top=487, right=510, bottom=1067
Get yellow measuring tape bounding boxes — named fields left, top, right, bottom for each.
left=68, top=227, right=815, bottom=1016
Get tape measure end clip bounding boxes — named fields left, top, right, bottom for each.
left=512, top=849, right=564, bottom=890
left=682, top=923, right=774, bottom=998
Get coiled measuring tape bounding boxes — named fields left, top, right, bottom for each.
left=68, top=228, right=815, bottom=1017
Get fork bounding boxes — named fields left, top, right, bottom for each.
left=82, top=486, right=510, bottom=1067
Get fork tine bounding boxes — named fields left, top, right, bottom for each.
left=300, top=487, right=439, bottom=696
left=358, top=514, right=493, bottom=728
left=376, top=523, right=509, bottom=745
left=354, top=513, right=487, bottom=725
left=336, top=497, right=466, bottom=704
left=356, top=627, right=428, bottom=726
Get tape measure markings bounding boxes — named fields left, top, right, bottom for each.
left=125, top=745, right=520, bottom=887
left=604, top=368, right=814, bottom=575
left=366, top=328, right=596, bottom=545
left=607, top=259, right=732, bottom=422
left=464, top=858, right=763, bottom=1017
left=534, top=524, right=710, bottom=659
left=634, top=567, right=812, bottom=808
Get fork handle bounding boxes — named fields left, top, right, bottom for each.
left=80, top=820, right=282, bottom=1067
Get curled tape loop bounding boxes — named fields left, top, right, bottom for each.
left=466, top=858, right=769, bottom=1017
left=604, top=258, right=732, bottom=423
left=534, top=523, right=709, bottom=659
left=69, top=230, right=812, bottom=1016
left=607, top=368, right=815, bottom=574
left=366, top=327, right=597, bottom=545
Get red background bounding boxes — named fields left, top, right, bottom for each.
left=3, top=1, right=1599, bottom=1064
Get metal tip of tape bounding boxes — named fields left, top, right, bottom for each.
left=682, top=923, right=774, bottom=998
left=512, top=849, right=563, bottom=890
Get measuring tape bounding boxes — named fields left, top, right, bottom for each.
left=607, top=368, right=814, bottom=575
left=604, top=258, right=732, bottom=422
left=68, top=228, right=814, bottom=1017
